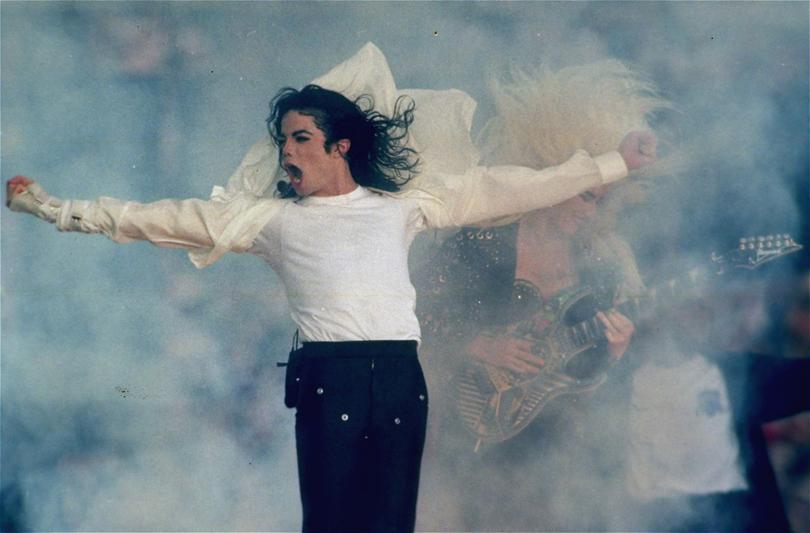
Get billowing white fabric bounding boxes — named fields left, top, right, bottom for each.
left=52, top=42, right=627, bottom=269
left=196, top=42, right=480, bottom=268
left=57, top=149, right=623, bottom=269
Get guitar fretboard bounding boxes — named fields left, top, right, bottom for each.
left=555, top=266, right=717, bottom=350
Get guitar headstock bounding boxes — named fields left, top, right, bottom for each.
left=711, top=234, right=803, bottom=272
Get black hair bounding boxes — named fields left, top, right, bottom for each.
left=267, top=84, right=420, bottom=194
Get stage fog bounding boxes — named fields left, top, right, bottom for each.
left=2, top=2, right=807, bottom=531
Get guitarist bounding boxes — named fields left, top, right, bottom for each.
left=415, top=61, right=666, bottom=531
left=418, top=191, right=640, bottom=531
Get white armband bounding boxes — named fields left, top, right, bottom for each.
left=594, top=151, right=629, bottom=185
left=55, top=199, right=92, bottom=232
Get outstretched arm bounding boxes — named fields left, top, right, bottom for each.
left=6, top=175, right=269, bottom=254
left=413, top=131, right=656, bottom=229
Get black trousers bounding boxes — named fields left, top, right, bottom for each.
left=290, top=340, right=428, bottom=533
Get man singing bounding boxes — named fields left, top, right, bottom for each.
left=6, top=51, right=655, bottom=533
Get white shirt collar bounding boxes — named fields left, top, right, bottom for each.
left=298, top=185, right=370, bottom=206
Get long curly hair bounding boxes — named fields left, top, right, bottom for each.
left=267, top=84, right=420, bottom=193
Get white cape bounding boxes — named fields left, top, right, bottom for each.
left=189, top=42, right=479, bottom=268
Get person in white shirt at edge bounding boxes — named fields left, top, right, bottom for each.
left=6, top=78, right=655, bottom=533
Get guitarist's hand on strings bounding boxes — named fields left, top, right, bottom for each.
left=466, top=333, right=545, bottom=374
left=597, top=309, right=635, bottom=360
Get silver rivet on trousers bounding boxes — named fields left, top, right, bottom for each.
left=316, top=387, right=324, bottom=395
left=418, top=394, right=425, bottom=401
left=341, top=414, right=349, bottom=421
left=394, top=417, right=401, bottom=425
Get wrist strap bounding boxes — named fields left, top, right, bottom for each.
left=56, top=200, right=74, bottom=230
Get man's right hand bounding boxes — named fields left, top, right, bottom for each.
left=6, top=175, right=35, bottom=208
left=466, top=333, right=545, bottom=374
left=6, top=176, right=62, bottom=222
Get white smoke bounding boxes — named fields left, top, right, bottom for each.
left=1, top=2, right=806, bottom=532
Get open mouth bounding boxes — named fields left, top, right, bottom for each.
left=284, top=164, right=303, bottom=184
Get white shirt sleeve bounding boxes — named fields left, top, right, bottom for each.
left=57, top=193, right=283, bottom=268
left=405, top=149, right=627, bottom=229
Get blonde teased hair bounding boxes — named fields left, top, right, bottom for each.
left=477, top=61, right=673, bottom=295
left=479, top=60, right=668, bottom=170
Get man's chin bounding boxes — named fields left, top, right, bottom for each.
left=290, top=182, right=307, bottom=196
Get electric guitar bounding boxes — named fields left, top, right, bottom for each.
left=453, top=234, right=803, bottom=447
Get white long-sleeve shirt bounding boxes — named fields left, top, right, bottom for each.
left=55, top=150, right=627, bottom=342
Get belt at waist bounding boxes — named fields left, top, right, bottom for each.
left=301, top=340, right=417, bottom=359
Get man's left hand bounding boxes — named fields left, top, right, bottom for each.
left=618, top=131, right=657, bottom=171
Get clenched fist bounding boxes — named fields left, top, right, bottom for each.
left=6, top=176, right=62, bottom=222
left=618, top=131, right=657, bottom=171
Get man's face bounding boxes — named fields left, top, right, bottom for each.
left=279, top=111, right=348, bottom=197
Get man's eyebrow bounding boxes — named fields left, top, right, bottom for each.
left=291, top=129, right=313, bottom=136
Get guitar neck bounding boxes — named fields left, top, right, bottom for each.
left=619, top=268, right=704, bottom=322
left=555, top=234, right=802, bottom=352
left=563, top=268, right=710, bottom=349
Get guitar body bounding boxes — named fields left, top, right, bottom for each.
left=454, top=287, right=609, bottom=444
